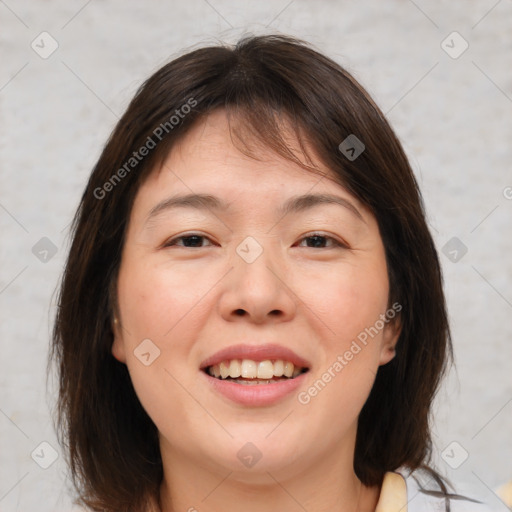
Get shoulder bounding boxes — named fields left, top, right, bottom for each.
left=390, top=466, right=496, bottom=512
left=496, top=480, right=512, bottom=507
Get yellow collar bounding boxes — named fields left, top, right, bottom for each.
left=375, top=471, right=408, bottom=512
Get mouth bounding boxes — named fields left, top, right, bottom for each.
left=199, top=343, right=311, bottom=405
left=202, top=359, right=310, bottom=385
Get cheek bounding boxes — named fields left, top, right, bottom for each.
left=117, top=258, right=208, bottom=342
left=114, top=262, right=191, bottom=397
left=301, top=259, right=389, bottom=346
left=295, top=258, right=389, bottom=412
left=298, top=279, right=386, bottom=429
left=115, top=261, right=209, bottom=437
left=115, top=257, right=215, bottom=400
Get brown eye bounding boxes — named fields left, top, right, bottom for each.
left=163, top=234, right=213, bottom=248
left=297, top=233, right=347, bottom=249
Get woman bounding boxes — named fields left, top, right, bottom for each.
left=51, top=34, right=491, bottom=511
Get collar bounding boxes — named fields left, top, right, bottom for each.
left=375, top=471, right=408, bottom=512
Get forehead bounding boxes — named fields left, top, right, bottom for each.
left=134, top=110, right=366, bottom=214
left=164, top=110, right=323, bottom=181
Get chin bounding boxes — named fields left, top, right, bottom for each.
left=206, top=434, right=305, bottom=476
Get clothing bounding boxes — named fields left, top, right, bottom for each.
left=376, top=466, right=495, bottom=512
left=496, top=480, right=512, bottom=507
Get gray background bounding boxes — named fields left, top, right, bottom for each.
left=1, top=1, right=511, bottom=510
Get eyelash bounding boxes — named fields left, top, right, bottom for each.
left=163, top=232, right=348, bottom=249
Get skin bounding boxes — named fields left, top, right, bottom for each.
left=112, top=109, right=401, bottom=512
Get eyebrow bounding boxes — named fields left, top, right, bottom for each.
left=144, top=192, right=365, bottom=226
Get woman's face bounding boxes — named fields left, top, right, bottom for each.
left=112, top=109, right=400, bottom=480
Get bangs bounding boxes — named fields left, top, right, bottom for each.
left=149, top=104, right=334, bottom=187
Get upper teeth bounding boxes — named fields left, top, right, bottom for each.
left=207, top=359, right=303, bottom=379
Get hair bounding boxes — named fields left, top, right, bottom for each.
left=50, top=34, right=454, bottom=511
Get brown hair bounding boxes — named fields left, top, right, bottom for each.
left=50, top=34, right=453, bottom=511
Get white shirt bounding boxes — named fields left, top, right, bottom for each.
left=383, top=466, right=497, bottom=512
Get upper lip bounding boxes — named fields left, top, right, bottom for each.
left=200, top=343, right=311, bottom=370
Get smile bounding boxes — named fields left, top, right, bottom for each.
left=205, top=358, right=307, bottom=384
left=201, top=360, right=310, bottom=406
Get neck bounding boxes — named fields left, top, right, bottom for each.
left=157, top=433, right=381, bottom=512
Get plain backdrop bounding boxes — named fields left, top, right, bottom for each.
left=1, top=1, right=511, bottom=511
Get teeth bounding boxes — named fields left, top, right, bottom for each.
left=273, top=360, right=284, bottom=377
left=229, top=359, right=241, bottom=378
left=231, top=378, right=289, bottom=385
left=211, top=364, right=220, bottom=378
left=283, top=362, right=294, bottom=378
left=241, top=359, right=258, bottom=378
left=257, top=360, right=274, bottom=379
left=219, top=361, right=230, bottom=379
left=207, top=359, right=305, bottom=380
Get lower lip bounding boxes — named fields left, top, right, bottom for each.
left=200, top=370, right=308, bottom=406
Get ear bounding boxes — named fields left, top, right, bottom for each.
left=111, top=317, right=127, bottom=363
left=379, top=315, right=402, bottom=366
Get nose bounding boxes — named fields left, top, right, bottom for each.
left=218, top=241, right=298, bottom=324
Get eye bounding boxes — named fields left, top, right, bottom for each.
left=162, top=232, right=347, bottom=249
left=296, top=233, right=348, bottom=249
left=163, top=233, right=214, bottom=248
